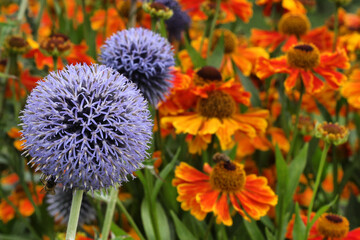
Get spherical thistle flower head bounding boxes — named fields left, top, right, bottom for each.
left=99, top=27, right=175, bottom=106
left=47, top=187, right=96, bottom=225
left=315, top=122, right=349, bottom=145
left=21, top=64, right=153, bottom=192
left=316, top=213, right=349, bottom=239
left=155, top=0, right=191, bottom=41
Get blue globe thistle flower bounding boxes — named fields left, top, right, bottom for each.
left=155, top=0, right=191, bottom=41
left=99, top=27, right=174, bottom=106
left=47, top=187, right=96, bottom=225
left=21, top=64, right=153, bottom=192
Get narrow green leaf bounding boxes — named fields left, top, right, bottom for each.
left=156, top=202, right=171, bottom=240
left=111, top=223, right=133, bottom=239
left=244, top=219, right=265, bottom=240
left=261, top=216, right=275, bottom=231
left=265, top=228, right=276, bottom=240
left=235, top=66, right=261, bottom=107
left=293, top=203, right=306, bottom=240
left=184, top=37, right=206, bottom=68
left=207, top=34, right=224, bottom=68
left=345, top=194, right=360, bottom=229
left=151, top=148, right=181, bottom=202
left=309, top=197, right=338, bottom=228
left=285, top=144, right=309, bottom=209
left=141, top=200, right=155, bottom=240
left=315, top=100, right=332, bottom=122
left=170, top=211, right=198, bottom=240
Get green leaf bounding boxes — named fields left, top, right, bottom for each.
left=345, top=194, right=360, bottom=229
left=235, top=66, right=261, bottom=107
left=156, top=202, right=171, bottom=240
left=184, top=37, right=206, bottom=68
left=275, top=145, right=289, bottom=239
left=170, top=211, right=198, bottom=240
left=141, top=200, right=155, bottom=240
left=293, top=203, right=306, bottom=240
left=265, top=228, right=276, bottom=240
left=244, top=219, right=265, bottom=240
left=315, top=100, right=332, bottom=122
left=151, top=148, right=180, bottom=202
left=284, top=144, right=308, bottom=209
left=309, top=197, right=338, bottom=228
left=261, top=216, right=275, bottom=231
left=207, top=34, right=224, bottom=68
left=111, top=223, right=133, bottom=240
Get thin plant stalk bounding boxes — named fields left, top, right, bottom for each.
left=304, top=142, right=331, bottom=240
left=65, top=190, right=84, bottom=240
left=116, top=199, right=146, bottom=240
left=52, top=56, right=58, bottom=71
left=128, top=0, right=137, bottom=28
left=286, top=82, right=304, bottom=162
left=332, top=2, right=340, bottom=52
left=101, top=187, right=119, bottom=240
left=206, top=0, right=221, bottom=58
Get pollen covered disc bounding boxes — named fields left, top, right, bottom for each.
left=197, top=91, right=236, bottom=119
left=286, top=43, right=320, bottom=69
left=210, top=161, right=246, bottom=192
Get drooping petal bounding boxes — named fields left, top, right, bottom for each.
left=256, top=57, right=290, bottom=80
left=197, top=189, right=221, bottom=212
left=213, top=193, right=233, bottom=226
left=173, top=162, right=210, bottom=183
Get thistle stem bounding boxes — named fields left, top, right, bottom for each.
left=304, top=142, right=330, bottom=240
left=65, top=190, right=84, bottom=240
left=128, top=0, right=137, bottom=28
left=116, top=199, right=146, bottom=240
left=101, top=187, right=119, bottom=240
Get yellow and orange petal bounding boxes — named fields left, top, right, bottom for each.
left=342, top=69, right=360, bottom=109
left=173, top=162, right=277, bottom=225
left=0, top=201, right=15, bottom=223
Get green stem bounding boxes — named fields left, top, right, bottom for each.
left=204, top=215, right=215, bottom=240
left=304, top=143, right=330, bottom=240
left=128, top=0, right=137, bottom=28
left=159, top=19, right=167, bottom=38
left=199, top=18, right=212, bottom=54
left=145, top=168, right=161, bottom=240
left=101, top=187, right=119, bottom=240
left=65, top=190, right=84, bottom=240
left=116, top=199, right=146, bottom=240
left=286, top=82, right=304, bottom=162
left=206, top=0, right=221, bottom=58
left=52, top=56, right=58, bottom=71
left=332, top=148, right=339, bottom=213
left=16, top=0, right=28, bottom=31
left=332, top=3, right=340, bottom=52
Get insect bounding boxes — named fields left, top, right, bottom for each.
left=212, top=153, right=231, bottom=164
left=40, top=174, right=57, bottom=195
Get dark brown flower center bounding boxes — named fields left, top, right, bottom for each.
left=325, top=214, right=343, bottom=223
left=286, top=43, right=320, bottom=69
left=210, top=161, right=245, bottom=192
left=150, top=2, right=167, bottom=11
left=194, top=66, right=222, bottom=85
left=197, top=91, right=236, bottom=119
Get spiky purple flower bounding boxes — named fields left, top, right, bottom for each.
left=47, top=187, right=96, bottom=225
left=99, top=27, right=174, bottom=106
left=21, top=64, right=153, bottom=192
left=155, top=0, right=191, bottom=41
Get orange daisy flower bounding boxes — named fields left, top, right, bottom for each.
left=173, top=158, right=277, bottom=226
left=161, top=88, right=268, bottom=150
left=256, top=43, right=349, bottom=94
left=251, top=12, right=333, bottom=52
left=178, top=0, right=252, bottom=23
left=256, top=0, right=306, bottom=16
left=286, top=212, right=360, bottom=240
left=342, top=69, right=360, bottom=109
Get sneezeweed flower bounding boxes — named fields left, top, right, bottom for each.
left=40, top=33, right=72, bottom=57
left=47, top=187, right=96, bottom=225
left=341, top=69, right=360, bottom=109
left=292, top=115, right=314, bottom=141
left=99, top=27, right=174, bottom=106
left=251, top=12, right=333, bottom=53
left=172, top=154, right=278, bottom=226
left=255, top=0, right=306, bottom=16
left=143, top=2, right=173, bottom=20
left=0, top=184, right=45, bottom=223
left=178, top=0, right=253, bottom=23
left=317, top=213, right=349, bottom=239
left=21, top=64, right=153, bottom=192
left=256, top=43, right=350, bottom=94
left=4, top=36, right=29, bottom=54
left=315, top=122, right=349, bottom=146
